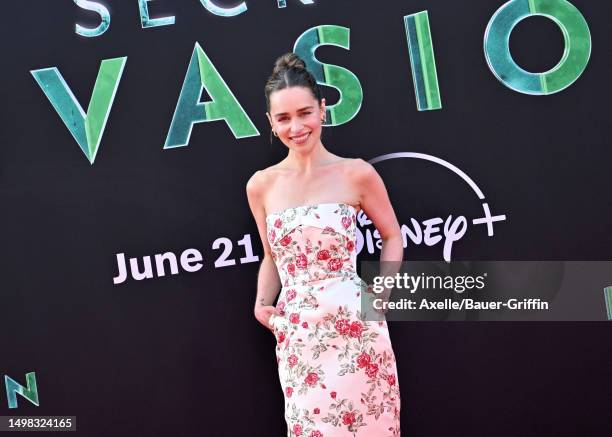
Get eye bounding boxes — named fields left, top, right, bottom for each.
left=300, top=111, right=312, bottom=116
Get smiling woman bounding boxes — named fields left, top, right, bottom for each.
left=264, top=53, right=326, bottom=146
left=246, top=53, right=404, bottom=436
left=267, top=87, right=324, bottom=147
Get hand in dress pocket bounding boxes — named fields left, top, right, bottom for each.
left=254, top=304, right=279, bottom=332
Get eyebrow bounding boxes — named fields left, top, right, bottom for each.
left=273, top=106, right=314, bottom=117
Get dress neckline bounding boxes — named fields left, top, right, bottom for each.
left=266, top=202, right=358, bottom=219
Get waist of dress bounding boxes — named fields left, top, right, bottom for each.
left=280, top=268, right=361, bottom=288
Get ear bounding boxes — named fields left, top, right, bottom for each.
left=266, top=112, right=273, bottom=128
left=320, top=98, right=326, bottom=115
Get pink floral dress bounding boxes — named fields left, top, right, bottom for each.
left=266, top=203, right=401, bottom=436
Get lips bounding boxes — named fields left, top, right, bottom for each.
left=290, top=132, right=310, bottom=144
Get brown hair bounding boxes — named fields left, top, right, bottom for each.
left=265, top=52, right=322, bottom=112
left=265, top=54, right=326, bottom=142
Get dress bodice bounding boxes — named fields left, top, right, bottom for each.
left=266, top=203, right=358, bottom=287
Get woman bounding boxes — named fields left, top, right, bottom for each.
left=246, top=53, right=402, bottom=436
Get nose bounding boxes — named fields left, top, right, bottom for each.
left=290, top=119, right=303, bottom=133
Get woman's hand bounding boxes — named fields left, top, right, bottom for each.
left=254, top=304, right=278, bottom=332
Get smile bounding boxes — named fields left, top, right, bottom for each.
left=290, top=132, right=310, bottom=144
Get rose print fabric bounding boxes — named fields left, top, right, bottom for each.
left=266, top=203, right=401, bottom=436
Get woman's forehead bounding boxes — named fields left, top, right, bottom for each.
left=269, top=87, right=317, bottom=114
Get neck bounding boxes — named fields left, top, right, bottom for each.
left=285, top=141, right=330, bottom=174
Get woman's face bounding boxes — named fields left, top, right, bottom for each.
left=267, top=86, right=326, bottom=151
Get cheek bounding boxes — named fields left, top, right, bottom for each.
left=275, top=115, right=322, bottom=138
left=305, top=115, right=322, bottom=130
left=277, top=124, right=291, bottom=137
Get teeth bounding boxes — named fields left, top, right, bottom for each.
left=292, top=133, right=309, bottom=142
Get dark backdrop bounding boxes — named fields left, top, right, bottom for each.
left=1, top=1, right=610, bottom=436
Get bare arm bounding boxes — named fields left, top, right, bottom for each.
left=354, top=160, right=404, bottom=301
left=246, top=170, right=282, bottom=331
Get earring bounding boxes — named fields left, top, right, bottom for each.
left=272, top=130, right=278, bottom=137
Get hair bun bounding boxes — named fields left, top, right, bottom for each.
left=264, top=51, right=322, bottom=113
left=272, top=53, right=306, bottom=75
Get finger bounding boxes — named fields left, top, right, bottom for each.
left=267, top=313, right=276, bottom=331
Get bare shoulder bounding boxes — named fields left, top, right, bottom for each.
left=246, top=170, right=267, bottom=199
left=246, top=164, right=281, bottom=198
left=246, top=170, right=262, bottom=194
left=344, top=158, right=376, bottom=182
